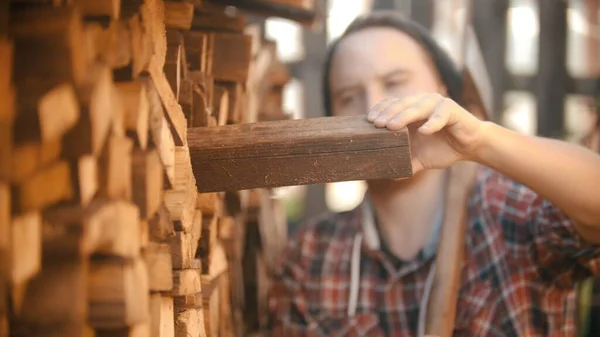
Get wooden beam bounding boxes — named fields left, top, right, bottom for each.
left=88, top=257, right=149, bottom=329
left=205, top=0, right=318, bottom=25
left=164, top=1, right=194, bottom=30
left=188, top=116, right=412, bottom=192
left=537, top=0, right=567, bottom=137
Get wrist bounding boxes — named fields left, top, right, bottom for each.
left=470, top=121, right=502, bottom=166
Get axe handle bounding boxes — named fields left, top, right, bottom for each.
left=425, top=162, right=478, bottom=337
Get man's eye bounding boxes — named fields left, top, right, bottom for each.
left=385, top=80, right=404, bottom=90
left=339, top=95, right=357, bottom=106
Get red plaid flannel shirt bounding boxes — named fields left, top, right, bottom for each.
left=266, top=166, right=600, bottom=336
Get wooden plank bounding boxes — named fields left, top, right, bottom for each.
left=84, top=20, right=131, bottom=69
left=191, top=4, right=246, bottom=33
left=14, top=82, right=79, bottom=144
left=149, top=203, right=175, bottom=242
left=145, top=242, right=173, bottom=291
left=150, top=294, right=175, bottom=337
left=115, top=81, right=149, bottom=149
left=73, top=0, right=121, bottom=19
left=71, top=154, right=99, bottom=207
left=211, top=33, right=252, bottom=83
left=173, top=146, right=193, bottom=190
left=171, top=269, right=202, bottom=296
left=10, top=139, right=61, bottom=184
left=0, top=185, right=9, bottom=276
left=98, top=135, right=133, bottom=200
left=207, top=0, right=317, bottom=25
left=132, top=148, right=164, bottom=219
left=212, top=85, right=229, bottom=126
left=188, top=116, right=412, bottom=192
left=10, top=212, right=41, bottom=287
left=164, top=40, right=182, bottom=100
left=14, top=161, right=74, bottom=212
left=63, top=66, right=115, bottom=158
left=179, top=79, right=194, bottom=122
left=88, top=257, right=149, bottom=329
left=175, top=308, right=206, bottom=337
left=144, top=76, right=175, bottom=188
left=9, top=259, right=88, bottom=337
left=10, top=6, right=88, bottom=85
left=164, top=1, right=194, bottom=30
left=0, top=39, right=14, bottom=123
left=182, top=31, right=211, bottom=72
left=196, top=193, right=217, bottom=215
left=173, top=292, right=202, bottom=309
left=148, top=58, right=187, bottom=146
left=170, top=231, right=196, bottom=270
left=95, top=324, right=151, bottom=337
left=42, top=200, right=140, bottom=260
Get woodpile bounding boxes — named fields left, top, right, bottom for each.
left=1, top=0, right=317, bottom=336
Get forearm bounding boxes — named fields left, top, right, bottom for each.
left=474, top=122, right=600, bottom=229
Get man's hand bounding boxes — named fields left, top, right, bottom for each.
left=367, top=93, right=484, bottom=173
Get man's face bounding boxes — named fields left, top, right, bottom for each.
left=329, top=27, right=447, bottom=117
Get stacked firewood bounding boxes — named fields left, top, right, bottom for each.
left=0, top=0, right=317, bottom=336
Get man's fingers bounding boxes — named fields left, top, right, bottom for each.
left=418, top=98, right=452, bottom=134
left=384, top=95, right=443, bottom=130
left=368, top=94, right=427, bottom=123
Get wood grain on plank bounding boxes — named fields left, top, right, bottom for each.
left=188, top=116, right=411, bottom=192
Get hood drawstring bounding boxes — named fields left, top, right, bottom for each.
left=347, top=233, right=363, bottom=317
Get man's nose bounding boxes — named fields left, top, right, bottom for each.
left=365, top=86, right=388, bottom=114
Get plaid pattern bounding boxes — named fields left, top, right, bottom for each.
left=266, top=166, right=600, bottom=336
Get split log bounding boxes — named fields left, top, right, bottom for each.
left=71, top=154, right=99, bottom=206
left=10, top=6, right=88, bottom=85
left=212, top=85, right=229, bottom=126
left=88, top=257, right=149, bottom=329
left=84, top=21, right=131, bottom=69
left=13, top=161, right=73, bottom=212
left=188, top=116, right=412, bottom=192
left=63, top=66, right=116, bottom=158
left=73, top=0, right=121, bottom=19
left=164, top=1, right=194, bottom=30
left=211, top=33, right=252, bottom=83
left=98, top=135, right=133, bottom=200
left=182, top=31, right=211, bottom=73
left=132, top=148, right=164, bottom=219
left=164, top=33, right=182, bottom=100
left=164, top=179, right=197, bottom=232
left=10, top=138, right=61, bottom=184
left=145, top=242, right=173, bottom=291
left=171, top=269, right=202, bottom=296
left=0, top=39, right=13, bottom=121
left=150, top=294, right=175, bottom=337
left=149, top=203, right=175, bottom=242
left=14, top=82, right=79, bottom=145
left=115, top=81, right=149, bottom=149
left=173, top=292, right=202, bottom=309
left=10, top=212, right=41, bottom=287
left=191, top=4, right=246, bottom=33
left=0, top=185, right=9, bottom=274
left=43, top=200, right=141, bottom=259
left=175, top=308, right=206, bottom=337
left=144, top=77, right=175, bottom=188
left=95, top=324, right=151, bottom=337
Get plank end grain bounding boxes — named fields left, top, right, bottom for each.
left=188, top=115, right=412, bottom=192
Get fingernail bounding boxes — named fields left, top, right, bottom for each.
left=367, top=111, right=376, bottom=121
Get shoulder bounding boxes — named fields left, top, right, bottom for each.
left=470, top=165, right=540, bottom=218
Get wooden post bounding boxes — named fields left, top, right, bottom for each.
left=537, top=0, right=567, bottom=138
